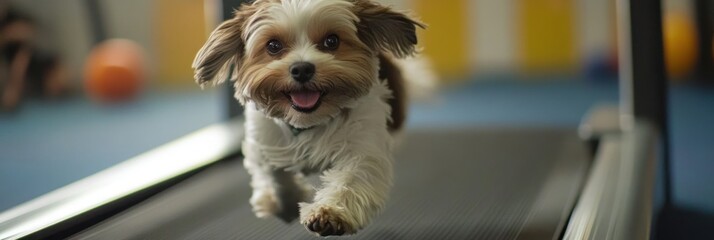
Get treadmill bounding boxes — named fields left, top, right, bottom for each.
left=0, top=0, right=670, bottom=239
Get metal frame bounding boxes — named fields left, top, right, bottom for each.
left=565, top=0, right=670, bottom=239
left=617, top=0, right=670, bottom=206
left=222, top=0, right=246, bottom=119
left=694, top=0, right=713, bottom=81
left=565, top=121, right=659, bottom=240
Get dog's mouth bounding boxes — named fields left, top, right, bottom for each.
left=285, top=90, right=324, bottom=113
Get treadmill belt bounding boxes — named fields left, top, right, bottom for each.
left=72, top=128, right=589, bottom=240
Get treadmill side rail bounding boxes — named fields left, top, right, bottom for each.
left=563, top=121, right=659, bottom=240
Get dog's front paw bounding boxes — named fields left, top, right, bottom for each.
left=300, top=204, right=355, bottom=236
left=250, top=188, right=279, bottom=218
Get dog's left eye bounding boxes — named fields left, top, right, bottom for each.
left=322, top=34, right=340, bottom=51
left=266, top=39, right=283, bottom=55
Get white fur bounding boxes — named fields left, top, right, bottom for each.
left=395, top=57, right=438, bottom=101
left=213, top=0, right=434, bottom=236
left=243, top=79, right=394, bottom=233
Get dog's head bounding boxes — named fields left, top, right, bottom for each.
left=193, top=0, right=423, bottom=128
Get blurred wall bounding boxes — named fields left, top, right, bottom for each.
left=8, top=0, right=698, bottom=85
left=103, top=0, right=157, bottom=82
left=408, top=0, right=615, bottom=81
left=6, top=0, right=190, bottom=88
left=8, top=0, right=92, bottom=84
left=153, top=0, right=208, bottom=85
left=406, top=0, right=698, bottom=81
left=472, top=0, right=517, bottom=73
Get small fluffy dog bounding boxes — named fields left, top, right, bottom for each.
left=193, top=0, right=428, bottom=236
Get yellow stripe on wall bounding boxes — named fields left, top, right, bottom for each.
left=518, top=0, right=578, bottom=74
left=414, top=0, right=470, bottom=81
left=154, top=0, right=209, bottom=85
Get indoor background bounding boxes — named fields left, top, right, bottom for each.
left=0, top=0, right=712, bottom=235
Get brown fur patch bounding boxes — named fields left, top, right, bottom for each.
left=192, top=2, right=265, bottom=85
left=232, top=0, right=377, bottom=128
left=352, top=0, right=425, bottom=58
left=378, top=54, right=405, bottom=131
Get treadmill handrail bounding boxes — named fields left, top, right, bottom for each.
left=0, top=119, right=244, bottom=240
left=563, top=121, right=659, bottom=240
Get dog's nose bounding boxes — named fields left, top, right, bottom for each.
left=290, top=62, right=315, bottom=83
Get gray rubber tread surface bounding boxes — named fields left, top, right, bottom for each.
left=73, top=127, right=589, bottom=240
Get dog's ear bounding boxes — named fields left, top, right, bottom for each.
left=353, top=0, right=425, bottom=58
left=192, top=6, right=254, bottom=86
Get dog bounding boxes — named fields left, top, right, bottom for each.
left=192, top=0, right=428, bottom=236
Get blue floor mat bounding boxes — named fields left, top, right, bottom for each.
left=408, top=80, right=618, bottom=128
left=0, top=90, right=223, bottom=211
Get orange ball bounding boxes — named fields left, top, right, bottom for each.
left=663, top=11, right=698, bottom=79
left=84, top=39, right=146, bottom=103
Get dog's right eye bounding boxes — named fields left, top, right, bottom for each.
left=266, top=39, right=283, bottom=55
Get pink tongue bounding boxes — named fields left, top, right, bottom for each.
left=289, top=90, right=321, bottom=109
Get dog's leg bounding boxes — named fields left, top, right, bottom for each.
left=243, top=157, right=280, bottom=219
left=242, top=104, right=314, bottom=221
left=243, top=157, right=312, bottom=222
left=272, top=170, right=313, bottom=222
left=299, top=156, right=393, bottom=236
